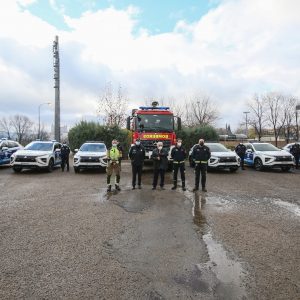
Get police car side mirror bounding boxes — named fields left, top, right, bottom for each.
left=74, top=149, right=78, bottom=152
left=246, top=149, right=253, bottom=153
left=2, top=147, right=8, bottom=151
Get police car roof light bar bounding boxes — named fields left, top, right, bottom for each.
left=139, top=106, right=170, bottom=110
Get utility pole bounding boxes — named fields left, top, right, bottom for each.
left=296, top=104, right=300, bottom=141
left=53, top=36, right=60, bottom=142
left=243, top=111, right=250, bottom=138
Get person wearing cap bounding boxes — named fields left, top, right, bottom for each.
left=151, top=141, right=168, bottom=190
left=106, top=139, right=122, bottom=192
left=235, top=142, right=246, bottom=170
left=191, top=139, right=211, bottom=192
left=129, top=138, right=145, bottom=189
left=171, top=138, right=187, bottom=191
left=61, top=141, right=70, bottom=172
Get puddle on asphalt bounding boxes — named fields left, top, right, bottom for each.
left=272, top=199, right=300, bottom=217
left=201, top=233, right=247, bottom=299
left=188, top=192, right=247, bottom=299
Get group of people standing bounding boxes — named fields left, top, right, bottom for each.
left=106, top=138, right=211, bottom=193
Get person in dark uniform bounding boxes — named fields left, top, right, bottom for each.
left=235, top=142, right=247, bottom=170
left=290, top=143, right=300, bottom=169
left=129, top=139, right=145, bottom=189
left=171, top=138, right=187, bottom=191
left=151, top=142, right=168, bottom=190
left=191, top=139, right=211, bottom=192
left=61, top=141, right=70, bottom=172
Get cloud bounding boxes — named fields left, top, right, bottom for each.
left=0, top=0, right=299, bottom=131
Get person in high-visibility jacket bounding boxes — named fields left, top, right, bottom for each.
left=191, top=139, right=211, bottom=192
left=106, top=139, right=122, bottom=192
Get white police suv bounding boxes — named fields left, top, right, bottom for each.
left=189, top=142, right=240, bottom=172
left=0, top=138, right=23, bottom=166
left=73, top=141, right=107, bottom=173
left=11, top=140, right=62, bottom=172
left=244, top=142, right=294, bottom=171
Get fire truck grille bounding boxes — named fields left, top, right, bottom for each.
left=141, top=140, right=171, bottom=152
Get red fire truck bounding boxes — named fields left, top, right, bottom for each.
left=126, top=102, right=182, bottom=160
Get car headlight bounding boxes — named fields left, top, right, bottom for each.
left=74, top=157, right=79, bottom=162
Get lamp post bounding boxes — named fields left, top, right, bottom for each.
left=243, top=111, right=250, bottom=138
left=296, top=104, right=300, bottom=141
left=38, top=102, right=51, bottom=139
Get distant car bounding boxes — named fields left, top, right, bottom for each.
left=73, top=142, right=107, bottom=173
left=189, top=142, right=240, bottom=172
left=10, top=140, right=62, bottom=172
left=244, top=142, right=294, bottom=171
left=0, top=138, right=23, bottom=166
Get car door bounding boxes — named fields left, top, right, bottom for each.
left=54, top=143, right=62, bottom=165
left=0, top=141, right=9, bottom=165
left=245, top=144, right=255, bottom=165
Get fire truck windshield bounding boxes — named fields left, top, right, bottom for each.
left=136, top=114, right=174, bottom=132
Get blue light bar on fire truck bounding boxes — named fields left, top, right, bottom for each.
left=139, top=106, right=170, bottom=110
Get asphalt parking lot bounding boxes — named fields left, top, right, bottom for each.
left=0, top=162, right=299, bottom=299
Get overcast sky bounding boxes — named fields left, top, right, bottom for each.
left=0, top=0, right=299, bottom=130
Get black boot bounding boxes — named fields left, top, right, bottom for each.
left=107, top=185, right=112, bottom=192
left=115, top=184, right=121, bottom=191
left=171, top=185, right=177, bottom=190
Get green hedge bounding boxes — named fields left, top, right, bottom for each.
left=68, top=121, right=131, bottom=154
left=176, top=125, right=219, bottom=150
left=68, top=122, right=218, bottom=155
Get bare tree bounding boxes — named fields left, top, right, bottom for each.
left=9, top=115, right=33, bottom=144
left=248, top=94, right=267, bottom=141
left=183, top=94, right=219, bottom=127
left=0, top=117, right=12, bottom=139
left=283, top=96, right=297, bottom=143
left=264, top=93, right=286, bottom=147
left=98, top=82, right=128, bottom=127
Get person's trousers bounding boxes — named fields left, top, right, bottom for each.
left=173, top=163, right=185, bottom=187
left=294, top=155, right=299, bottom=169
left=194, top=163, right=207, bottom=189
left=61, top=157, right=69, bottom=171
left=106, top=162, right=120, bottom=185
left=132, top=164, right=143, bottom=187
left=153, top=169, right=165, bottom=187
left=239, top=156, right=245, bottom=169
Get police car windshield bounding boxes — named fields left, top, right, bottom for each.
left=25, top=142, right=53, bottom=151
left=137, top=114, right=174, bottom=132
left=253, top=144, right=280, bottom=151
left=80, top=144, right=106, bottom=152
left=206, top=143, right=230, bottom=152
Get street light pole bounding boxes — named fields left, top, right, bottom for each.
left=38, top=102, right=51, bottom=139
left=243, top=111, right=250, bottom=138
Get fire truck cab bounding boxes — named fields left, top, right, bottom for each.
left=126, top=102, right=182, bottom=160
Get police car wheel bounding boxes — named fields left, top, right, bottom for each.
left=254, top=158, right=263, bottom=171
left=47, top=159, right=54, bottom=172
left=13, top=166, right=22, bottom=173
left=74, top=167, right=79, bottom=173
